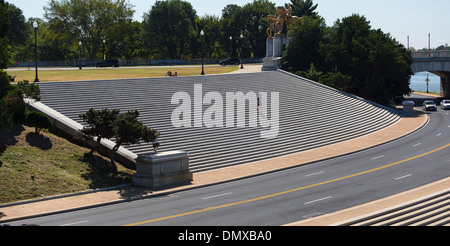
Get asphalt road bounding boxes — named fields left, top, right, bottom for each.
left=4, top=105, right=450, bottom=227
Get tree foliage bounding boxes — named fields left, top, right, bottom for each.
left=25, top=111, right=52, bottom=134
left=78, top=108, right=159, bottom=172
left=0, top=70, right=40, bottom=131
left=142, top=0, right=197, bottom=59
left=284, top=13, right=413, bottom=106
left=44, top=0, right=135, bottom=60
left=0, top=0, right=10, bottom=68
left=282, top=16, right=327, bottom=72
left=287, top=0, right=319, bottom=18
left=79, top=108, right=120, bottom=156
left=111, top=110, right=159, bottom=171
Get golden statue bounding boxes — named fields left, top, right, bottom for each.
left=267, top=5, right=300, bottom=38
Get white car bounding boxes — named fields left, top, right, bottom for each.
left=423, top=100, right=437, bottom=111
left=441, top=100, right=450, bottom=110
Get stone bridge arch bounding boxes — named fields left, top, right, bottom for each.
left=411, top=51, right=450, bottom=98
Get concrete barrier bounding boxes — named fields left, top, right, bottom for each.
left=132, top=151, right=193, bottom=188
left=402, top=101, right=415, bottom=116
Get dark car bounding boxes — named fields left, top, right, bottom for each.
left=220, top=57, right=241, bottom=66
left=96, top=59, right=121, bottom=68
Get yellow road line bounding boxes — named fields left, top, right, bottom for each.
left=123, top=143, right=450, bottom=226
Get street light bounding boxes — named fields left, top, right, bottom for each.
left=33, top=21, right=39, bottom=82
left=229, top=36, right=233, bottom=58
left=78, top=41, right=82, bottom=70
left=426, top=72, right=430, bottom=93
left=200, top=30, right=205, bottom=75
left=103, top=38, right=106, bottom=67
left=240, top=33, right=244, bottom=69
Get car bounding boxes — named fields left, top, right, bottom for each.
left=423, top=100, right=437, bottom=111
left=220, top=57, right=241, bottom=66
left=96, top=59, right=121, bottom=68
left=441, top=100, right=450, bottom=110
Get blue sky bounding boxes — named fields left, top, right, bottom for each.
left=7, top=0, right=450, bottom=49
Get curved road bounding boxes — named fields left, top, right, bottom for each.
left=4, top=105, right=450, bottom=226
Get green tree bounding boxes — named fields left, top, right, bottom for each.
left=79, top=108, right=120, bottom=156
left=106, top=21, right=142, bottom=60
left=0, top=69, right=40, bottom=131
left=142, top=0, right=197, bottom=59
left=0, top=0, right=10, bottom=68
left=44, top=0, right=135, bottom=60
left=282, top=16, right=327, bottom=72
left=25, top=111, right=52, bottom=134
left=324, top=14, right=412, bottom=105
left=284, top=13, right=412, bottom=106
left=111, top=110, right=159, bottom=171
left=287, top=0, right=319, bottom=18
left=6, top=4, right=34, bottom=63
left=194, top=15, right=223, bottom=58
left=240, top=0, right=275, bottom=57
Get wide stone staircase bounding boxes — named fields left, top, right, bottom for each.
left=337, top=190, right=450, bottom=226
left=37, top=70, right=401, bottom=173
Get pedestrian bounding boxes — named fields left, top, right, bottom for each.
left=152, top=138, right=160, bottom=153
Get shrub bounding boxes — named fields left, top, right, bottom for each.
left=25, top=111, right=52, bottom=134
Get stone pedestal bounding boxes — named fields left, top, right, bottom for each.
left=402, top=101, right=415, bottom=116
left=132, top=150, right=193, bottom=188
left=265, top=38, right=273, bottom=57
left=262, top=57, right=282, bottom=71
left=261, top=36, right=290, bottom=71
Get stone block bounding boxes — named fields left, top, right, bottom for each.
left=132, top=150, right=193, bottom=188
left=402, top=101, right=415, bottom=116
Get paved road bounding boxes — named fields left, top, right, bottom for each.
left=4, top=106, right=449, bottom=226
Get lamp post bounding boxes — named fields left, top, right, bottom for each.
left=240, top=33, right=244, bottom=69
left=200, top=30, right=205, bottom=75
left=33, top=21, right=39, bottom=82
left=78, top=41, right=82, bottom=70
left=426, top=72, right=430, bottom=93
left=103, top=38, right=106, bottom=67
left=229, top=36, right=233, bottom=58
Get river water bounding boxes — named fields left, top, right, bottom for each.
left=410, top=72, right=440, bottom=93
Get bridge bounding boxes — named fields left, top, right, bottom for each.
left=411, top=50, right=450, bottom=98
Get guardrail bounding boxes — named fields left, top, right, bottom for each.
left=412, top=51, right=450, bottom=59
left=9, top=57, right=263, bottom=68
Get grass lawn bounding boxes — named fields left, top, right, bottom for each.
left=7, top=65, right=239, bottom=82
left=0, top=124, right=135, bottom=204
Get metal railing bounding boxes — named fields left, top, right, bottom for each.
left=412, top=50, right=450, bottom=59
left=9, top=57, right=263, bottom=68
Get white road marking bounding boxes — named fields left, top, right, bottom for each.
left=305, top=171, right=324, bottom=177
left=395, top=174, right=412, bottom=181
left=304, top=196, right=332, bottom=205
left=60, top=220, right=89, bottom=226
left=202, top=192, right=233, bottom=200
left=413, top=143, right=422, bottom=147
left=371, top=155, right=385, bottom=160
left=437, top=133, right=442, bottom=137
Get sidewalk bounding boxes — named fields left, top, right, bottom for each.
left=0, top=108, right=431, bottom=224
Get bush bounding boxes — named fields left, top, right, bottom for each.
left=25, top=111, right=52, bottom=134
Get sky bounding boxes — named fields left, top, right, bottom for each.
left=6, top=0, right=450, bottom=50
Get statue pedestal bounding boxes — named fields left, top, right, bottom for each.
left=262, top=36, right=290, bottom=71
left=262, top=57, right=282, bottom=71
left=132, top=151, right=193, bottom=188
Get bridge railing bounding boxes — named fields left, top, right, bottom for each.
left=412, top=50, right=450, bottom=59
